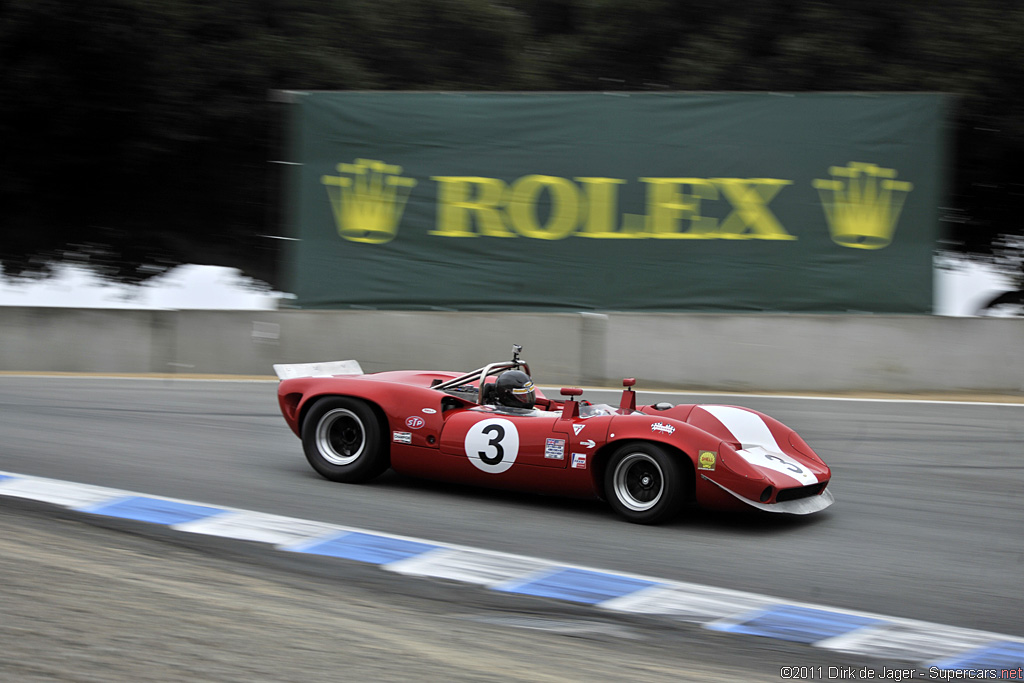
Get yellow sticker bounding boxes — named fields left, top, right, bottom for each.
left=698, top=450, right=717, bottom=471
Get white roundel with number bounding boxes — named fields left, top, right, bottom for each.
left=465, top=418, right=519, bottom=473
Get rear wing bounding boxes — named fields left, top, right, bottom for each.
left=273, top=360, right=364, bottom=380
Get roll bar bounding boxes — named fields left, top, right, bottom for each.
left=431, top=345, right=531, bottom=404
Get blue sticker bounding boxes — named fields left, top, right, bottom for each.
left=544, top=438, right=565, bottom=460
left=708, top=605, right=884, bottom=644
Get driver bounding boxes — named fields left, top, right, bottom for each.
left=492, top=370, right=536, bottom=411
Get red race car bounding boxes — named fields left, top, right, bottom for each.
left=274, top=346, right=833, bottom=524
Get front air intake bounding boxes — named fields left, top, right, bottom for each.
left=776, top=482, right=828, bottom=502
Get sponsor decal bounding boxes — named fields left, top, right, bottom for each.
left=571, top=453, right=587, bottom=469
left=429, top=174, right=795, bottom=242
left=813, top=162, right=913, bottom=250
left=572, top=423, right=585, bottom=436
left=545, top=438, right=566, bottom=460
left=321, top=159, right=417, bottom=244
left=421, top=408, right=437, bottom=414
left=405, top=416, right=425, bottom=429
left=651, top=422, right=675, bottom=435
left=323, top=158, right=911, bottom=252
left=393, top=431, right=412, bottom=444
left=698, top=450, right=717, bottom=471
left=580, top=439, right=596, bottom=449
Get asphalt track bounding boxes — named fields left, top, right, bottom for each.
left=1, top=377, right=1022, bottom=671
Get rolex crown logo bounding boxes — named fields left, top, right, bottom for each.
left=321, top=159, right=417, bottom=244
left=813, top=162, right=913, bottom=250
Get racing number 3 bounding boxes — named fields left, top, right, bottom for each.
left=478, top=424, right=505, bottom=465
left=764, top=453, right=804, bottom=474
left=465, top=418, right=520, bottom=474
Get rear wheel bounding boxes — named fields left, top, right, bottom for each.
left=301, top=397, right=389, bottom=483
left=604, top=443, right=685, bottom=524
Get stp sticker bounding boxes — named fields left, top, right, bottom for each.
left=571, top=453, right=587, bottom=469
left=392, top=431, right=412, bottom=444
left=545, top=438, right=565, bottom=460
left=464, top=418, right=519, bottom=474
left=405, top=416, right=425, bottom=429
left=651, top=422, right=675, bottom=435
left=698, top=450, right=717, bottom=471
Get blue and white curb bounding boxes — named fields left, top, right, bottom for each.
left=2, top=469, right=1022, bottom=675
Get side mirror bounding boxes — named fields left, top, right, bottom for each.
left=560, top=387, right=582, bottom=419
left=620, top=378, right=636, bottom=412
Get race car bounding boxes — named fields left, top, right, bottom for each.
left=274, top=345, right=833, bottom=524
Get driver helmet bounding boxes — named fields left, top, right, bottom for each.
left=493, top=370, right=536, bottom=410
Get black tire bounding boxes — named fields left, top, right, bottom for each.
left=604, top=442, right=686, bottom=524
left=301, top=397, right=389, bottom=483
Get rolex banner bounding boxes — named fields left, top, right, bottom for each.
left=283, top=92, right=948, bottom=312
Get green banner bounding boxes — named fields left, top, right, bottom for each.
left=283, top=92, right=947, bottom=312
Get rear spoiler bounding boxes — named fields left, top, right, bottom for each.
left=273, top=360, right=364, bottom=380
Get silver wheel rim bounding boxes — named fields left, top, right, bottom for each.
left=613, top=452, right=664, bottom=512
left=315, top=408, right=365, bottom=466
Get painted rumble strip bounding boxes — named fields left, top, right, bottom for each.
left=707, top=605, right=886, bottom=644
left=2, top=471, right=1023, bottom=674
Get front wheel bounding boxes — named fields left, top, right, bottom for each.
left=301, top=397, right=389, bottom=483
left=604, top=443, right=686, bottom=524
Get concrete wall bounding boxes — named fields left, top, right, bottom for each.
left=1, top=306, right=1022, bottom=394
left=601, top=314, right=1023, bottom=392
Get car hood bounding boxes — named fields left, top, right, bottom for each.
left=688, top=404, right=824, bottom=472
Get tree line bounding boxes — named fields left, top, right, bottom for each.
left=2, top=0, right=1021, bottom=289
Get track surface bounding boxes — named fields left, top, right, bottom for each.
left=1, top=377, right=1021, bottom=641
